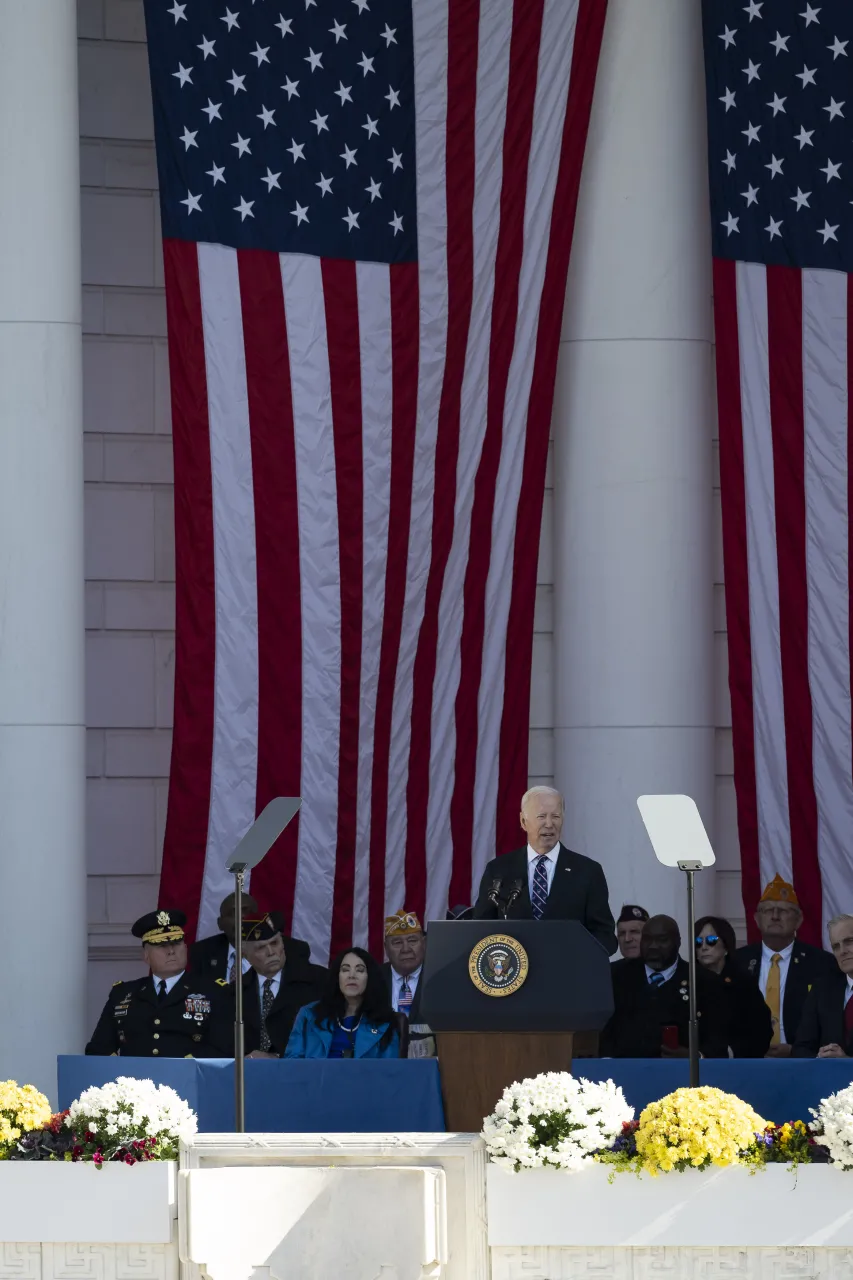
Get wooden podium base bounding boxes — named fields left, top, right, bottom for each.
left=436, top=1031, right=575, bottom=1133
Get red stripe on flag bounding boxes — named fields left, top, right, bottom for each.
left=766, top=265, right=822, bottom=945
left=159, top=239, right=216, bottom=943
left=405, top=0, right=480, bottom=920
left=367, top=262, right=420, bottom=955
left=323, top=259, right=364, bottom=955
left=236, top=249, right=302, bottom=928
left=849, top=276, right=853, bottom=877
left=449, top=0, right=546, bottom=905
left=497, top=0, right=607, bottom=853
left=714, top=258, right=761, bottom=940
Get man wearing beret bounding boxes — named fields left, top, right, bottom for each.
left=616, top=905, right=649, bottom=960
left=736, top=874, right=836, bottom=1057
left=86, top=910, right=230, bottom=1058
left=229, top=913, right=327, bottom=1058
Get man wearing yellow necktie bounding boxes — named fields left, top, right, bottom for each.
left=736, top=875, right=836, bottom=1057
left=765, top=951, right=782, bottom=1046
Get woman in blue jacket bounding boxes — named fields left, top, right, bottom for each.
left=285, top=946, right=400, bottom=1059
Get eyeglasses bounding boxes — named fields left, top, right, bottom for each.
left=695, top=935, right=721, bottom=947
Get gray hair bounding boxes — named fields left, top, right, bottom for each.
left=827, top=914, right=853, bottom=935
left=521, top=785, right=564, bottom=815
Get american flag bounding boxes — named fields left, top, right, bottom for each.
left=145, top=0, right=606, bottom=960
left=704, top=0, right=853, bottom=944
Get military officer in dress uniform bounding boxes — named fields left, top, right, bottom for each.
left=86, top=910, right=231, bottom=1058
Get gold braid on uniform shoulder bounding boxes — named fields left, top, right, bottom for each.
left=112, top=980, right=123, bottom=987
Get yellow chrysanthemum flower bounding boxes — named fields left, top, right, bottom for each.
left=0, top=1081, right=52, bottom=1160
left=634, top=1087, right=765, bottom=1177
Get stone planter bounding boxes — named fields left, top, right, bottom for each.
left=487, top=1162, right=853, bottom=1247
left=0, top=1160, right=178, bottom=1280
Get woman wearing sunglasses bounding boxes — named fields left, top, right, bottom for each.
left=695, top=915, right=773, bottom=1057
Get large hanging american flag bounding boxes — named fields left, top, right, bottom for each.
left=144, top=0, right=606, bottom=960
left=704, top=0, right=853, bottom=945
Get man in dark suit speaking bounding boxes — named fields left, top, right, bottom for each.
left=473, top=786, right=617, bottom=955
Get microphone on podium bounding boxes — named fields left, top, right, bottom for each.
left=503, top=879, right=524, bottom=917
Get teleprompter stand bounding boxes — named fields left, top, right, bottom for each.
left=225, top=796, right=301, bottom=1132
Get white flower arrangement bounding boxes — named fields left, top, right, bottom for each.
left=482, top=1071, right=633, bottom=1171
left=812, top=1082, right=853, bottom=1171
left=66, top=1076, right=197, bottom=1165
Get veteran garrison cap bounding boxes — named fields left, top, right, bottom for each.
left=617, top=904, right=649, bottom=925
left=241, top=913, right=282, bottom=943
left=132, top=909, right=187, bottom=945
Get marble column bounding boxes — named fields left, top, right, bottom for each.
left=0, top=0, right=86, bottom=1094
left=553, top=0, right=716, bottom=930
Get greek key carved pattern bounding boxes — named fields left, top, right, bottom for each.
left=0, top=1244, right=41, bottom=1280
left=491, top=1247, right=853, bottom=1279
left=39, top=1244, right=178, bottom=1280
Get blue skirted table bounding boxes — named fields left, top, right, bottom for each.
left=58, top=1056, right=446, bottom=1132
left=577, top=1058, right=853, bottom=1122
left=58, top=1056, right=853, bottom=1131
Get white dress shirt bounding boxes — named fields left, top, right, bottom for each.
left=759, top=941, right=794, bottom=1043
left=226, top=943, right=252, bottom=983
left=526, top=843, right=559, bottom=899
left=257, top=968, right=282, bottom=1002
left=391, top=965, right=422, bottom=1013
left=846, top=976, right=853, bottom=1006
left=152, top=971, right=184, bottom=996
left=645, top=959, right=679, bottom=986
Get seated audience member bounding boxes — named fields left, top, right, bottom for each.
left=285, top=948, right=400, bottom=1059
left=384, top=908, right=435, bottom=1058
left=736, top=874, right=836, bottom=1057
left=87, top=910, right=230, bottom=1058
left=616, top=905, right=649, bottom=960
left=231, top=914, right=326, bottom=1059
left=189, top=891, right=258, bottom=980
left=695, top=915, right=772, bottom=1058
left=601, top=914, right=728, bottom=1058
left=794, top=914, right=853, bottom=1058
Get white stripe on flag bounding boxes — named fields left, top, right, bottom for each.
left=737, top=260, right=793, bottom=890
left=473, top=0, right=580, bottom=899
left=196, top=242, right=260, bottom=940
left=424, top=0, right=516, bottom=918
left=353, top=261, right=394, bottom=947
left=385, top=0, right=450, bottom=915
left=802, top=267, right=853, bottom=935
left=282, top=252, right=340, bottom=963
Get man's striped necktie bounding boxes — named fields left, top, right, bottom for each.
left=531, top=855, right=549, bottom=920
left=649, top=972, right=666, bottom=988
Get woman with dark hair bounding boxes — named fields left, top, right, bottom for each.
left=695, top=914, right=772, bottom=1058
left=284, top=947, right=400, bottom=1059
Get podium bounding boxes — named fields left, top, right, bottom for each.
left=419, top=921, right=614, bottom=1132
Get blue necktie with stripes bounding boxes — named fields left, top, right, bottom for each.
left=649, top=971, right=666, bottom=988
left=531, top=855, right=549, bottom=920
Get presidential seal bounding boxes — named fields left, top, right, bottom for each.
left=468, top=934, right=529, bottom=997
